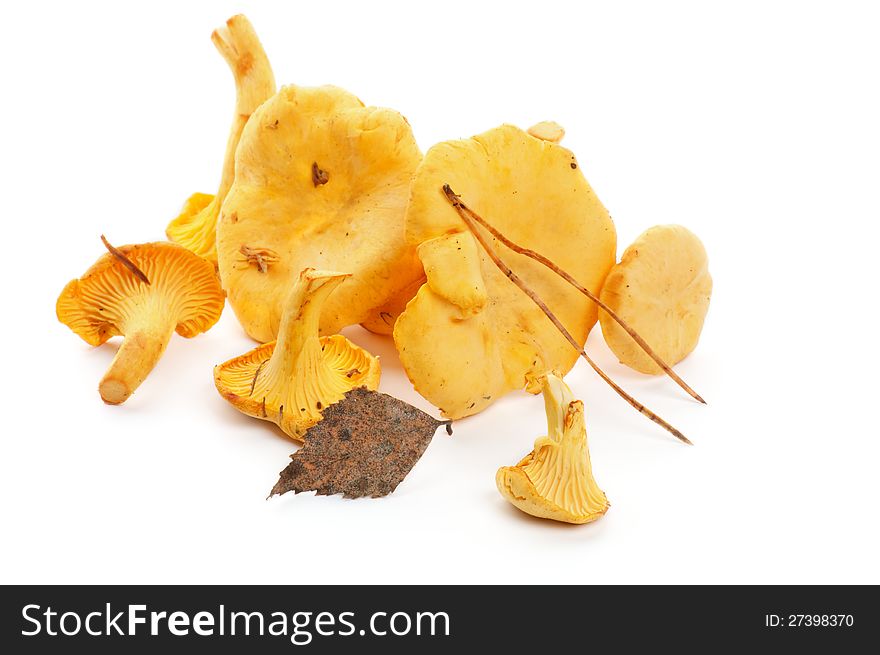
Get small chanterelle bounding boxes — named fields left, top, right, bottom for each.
left=214, top=268, right=381, bottom=440
left=496, top=374, right=609, bottom=524
left=56, top=240, right=225, bottom=405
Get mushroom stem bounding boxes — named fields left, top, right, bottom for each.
left=269, top=271, right=350, bottom=378
left=543, top=373, right=575, bottom=442
left=98, top=323, right=176, bottom=405
left=211, top=15, right=276, bottom=200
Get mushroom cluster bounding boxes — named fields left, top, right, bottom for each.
left=55, top=13, right=712, bottom=523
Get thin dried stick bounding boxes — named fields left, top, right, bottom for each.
left=442, top=185, right=691, bottom=445
left=100, top=235, right=150, bottom=285
left=455, top=198, right=705, bottom=404
left=249, top=359, right=267, bottom=397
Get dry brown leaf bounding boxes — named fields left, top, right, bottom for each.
left=270, top=388, right=452, bottom=499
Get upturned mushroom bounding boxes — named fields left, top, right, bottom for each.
left=166, top=14, right=276, bottom=264
left=56, top=239, right=225, bottom=404
left=496, top=374, right=609, bottom=524
left=216, top=83, right=423, bottom=342
left=599, top=225, right=712, bottom=374
left=214, top=268, right=381, bottom=440
left=393, top=124, right=616, bottom=419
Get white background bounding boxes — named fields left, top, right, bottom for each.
left=2, top=0, right=878, bottom=584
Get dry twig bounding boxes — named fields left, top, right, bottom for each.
left=100, top=235, right=150, bottom=285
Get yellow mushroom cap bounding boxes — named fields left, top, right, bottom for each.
left=216, top=84, right=424, bottom=343
left=496, top=374, right=609, bottom=524
left=394, top=124, right=616, bottom=419
left=214, top=268, right=381, bottom=440
left=359, top=273, right=426, bottom=336
left=599, top=224, right=712, bottom=374
left=56, top=242, right=225, bottom=403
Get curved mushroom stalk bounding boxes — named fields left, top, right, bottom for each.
left=166, top=14, right=276, bottom=263
left=214, top=268, right=381, bottom=441
left=496, top=373, right=609, bottom=524
left=210, top=14, right=276, bottom=202
left=56, top=241, right=226, bottom=405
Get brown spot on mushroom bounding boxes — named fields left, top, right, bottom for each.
left=312, top=162, right=329, bottom=187
left=239, top=245, right=279, bottom=273
left=236, top=51, right=255, bottom=76
left=346, top=368, right=360, bottom=378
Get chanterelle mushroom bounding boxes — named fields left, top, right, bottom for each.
left=216, top=84, right=423, bottom=342
left=166, top=14, right=276, bottom=264
left=393, top=124, right=616, bottom=419
left=599, top=225, right=712, bottom=374
left=496, top=373, right=609, bottom=524
left=56, top=240, right=225, bottom=404
left=214, top=268, right=381, bottom=440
